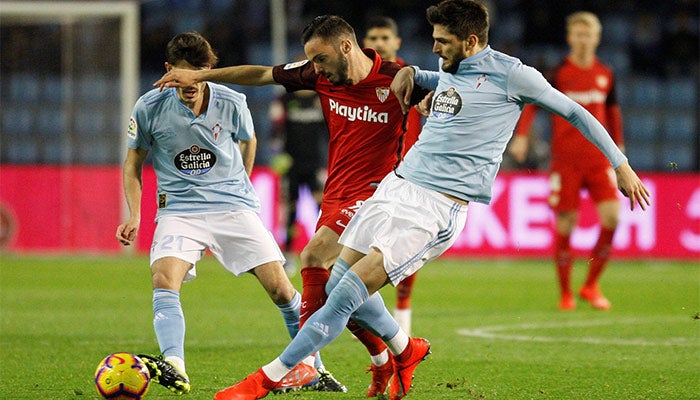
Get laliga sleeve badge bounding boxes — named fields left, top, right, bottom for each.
left=127, top=117, right=137, bottom=139
left=283, top=59, right=309, bottom=70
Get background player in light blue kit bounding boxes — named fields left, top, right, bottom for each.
left=214, top=2, right=651, bottom=399
left=115, top=31, right=313, bottom=395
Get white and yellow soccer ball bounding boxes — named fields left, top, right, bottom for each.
left=94, top=353, right=151, bottom=399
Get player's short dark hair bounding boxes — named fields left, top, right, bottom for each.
left=426, top=0, right=489, bottom=43
left=301, top=15, right=356, bottom=45
left=365, top=16, right=399, bottom=36
left=166, top=31, right=219, bottom=68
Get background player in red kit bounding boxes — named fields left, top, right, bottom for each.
left=509, top=11, right=624, bottom=311
left=155, top=16, right=428, bottom=397
left=363, top=16, right=422, bottom=336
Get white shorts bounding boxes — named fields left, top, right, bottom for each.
left=151, top=210, right=284, bottom=282
left=339, top=173, right=468, bottom=286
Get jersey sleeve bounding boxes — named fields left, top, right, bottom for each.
left=272, top=60, right=318, bottom=92
left=233, top=95, right=256, bottom=141
left=127, top=97, right=152, bottom=150
left=510, top=63, right=627, bottom=168
left=412, top=65, right=440, bottom=90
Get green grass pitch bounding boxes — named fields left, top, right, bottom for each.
left=1, top=255, right=698, bottom=399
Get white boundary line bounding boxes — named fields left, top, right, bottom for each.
left=456, top=318, right=699, bottom=347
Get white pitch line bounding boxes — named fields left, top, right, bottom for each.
left=456, top=318, right=700, bottom=347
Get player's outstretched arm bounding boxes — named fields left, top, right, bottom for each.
left=614, top=162, right=651, bottom=211
left=390, top=66, right=416, bottom=114
left=154, top=65, right=275, bottom=90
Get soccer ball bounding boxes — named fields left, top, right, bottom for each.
left=94, top=353, right=151, bottom=399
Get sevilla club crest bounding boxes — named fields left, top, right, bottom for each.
left=375, top=87, right=390, bottom=103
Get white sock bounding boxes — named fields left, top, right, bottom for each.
left=262, top=358, right=293, bottom=382
left=394, top=308, right=412, bottom=336
left=386, top=329, right=410, bottom=356
left=301, top=355, right=316, bottom=367
left=370, top=349, right=389, bottom=366
left=164, top=356, right=187, bottom=377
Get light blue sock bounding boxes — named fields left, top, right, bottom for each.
left=276, top=291, right=301, bottom=339
left=152, top=288, right=185, bottom=360
left=350, top=292, right=400, bottom=341
left=277, top=290, right=329, bottom=370
left=279, top=270, right=369, bottom=368
left=326, top=258, right=351, bottom=294
left=326, top=258, right=400, bottom=341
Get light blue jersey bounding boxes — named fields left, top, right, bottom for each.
left=127, top=83, right=260, bottom=217
left=398, top=46, right=627, bottom=204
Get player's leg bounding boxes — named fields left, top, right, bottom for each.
left=251, top=260, right=320, bottom=392
left=300, top=223, right=387, bottom=386
left=337, top=173, right=466, bottom=399
left=554, top=211, right=578, bottom=310
left=298, top=226, right=341, bottom=327
left=580, top=167, right=620, bottom=310
left=394, top=272, right=417, bottom=335
left=215, top=251, right=393, bottom=400
left=250, top=260, right=301, bottom=337
left=140, top=215, right=206, bottom=394
left=207, top=210, right=318, bottom=391
left=326, top=256, right=394, bottom=397
left=214, top=173, right=466, bottom=400
left=549, top=168, right=582, bottom=311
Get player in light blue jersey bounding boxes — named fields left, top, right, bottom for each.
left=115, top=32, right=317, bottom=395
left=213, top=2, right=650, bottom=399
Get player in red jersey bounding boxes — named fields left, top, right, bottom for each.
left=509, top=11, right=624, bottom=311
left=155, top=16, right=428, bottom=397
left=363, top=16, right=423, bottom=336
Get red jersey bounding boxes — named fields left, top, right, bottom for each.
left=515, top=56, right=623, bottom=167
left=272, top=49, right=412, bottom=203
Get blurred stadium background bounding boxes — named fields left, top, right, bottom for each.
left=0, top=0, right=697, bottom=259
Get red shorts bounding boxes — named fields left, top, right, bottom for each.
left=317, top=190, right=375, bottom=235
left=548, top=162, right=618, bottom=212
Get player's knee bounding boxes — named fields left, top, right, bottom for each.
left=151, top=270, right=182, bottom=291
left=300, top=241, right=328, bottom=267
left=267, top=282, right=296, bottom=305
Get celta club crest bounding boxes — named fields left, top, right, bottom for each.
left=376, top=87, right=390, bottom=103
left=212, top=123, right=222, bottom=141
left=476, top=74, right=488, bottom=89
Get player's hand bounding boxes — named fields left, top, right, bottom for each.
left=116, top=219, right=140, bottom=246
left=414, top=91, right=434, bottom=116
left=508, top=135, right=529, bottom=164
left=614, top=162, right=651, bottom=211
left=390, top=67, right=416, bottom=114
left=153, top=69, right=199, bottom=91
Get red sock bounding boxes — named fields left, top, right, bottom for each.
left=554, top=233, right=573, bottom=295
left=396, top=273, right=417, bottom=310
left=585, top=227, right=615, bottom=287
left=300, top=267, right=330, bottom=328
left=346, top=319, right=387, bottom=356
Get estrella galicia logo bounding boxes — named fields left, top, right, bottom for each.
left=431, top=87, right=462, bottom=119
left=174, top=145, right=216, bottom=175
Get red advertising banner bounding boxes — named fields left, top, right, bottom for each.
left=0, top=165, right=698, bottom=259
